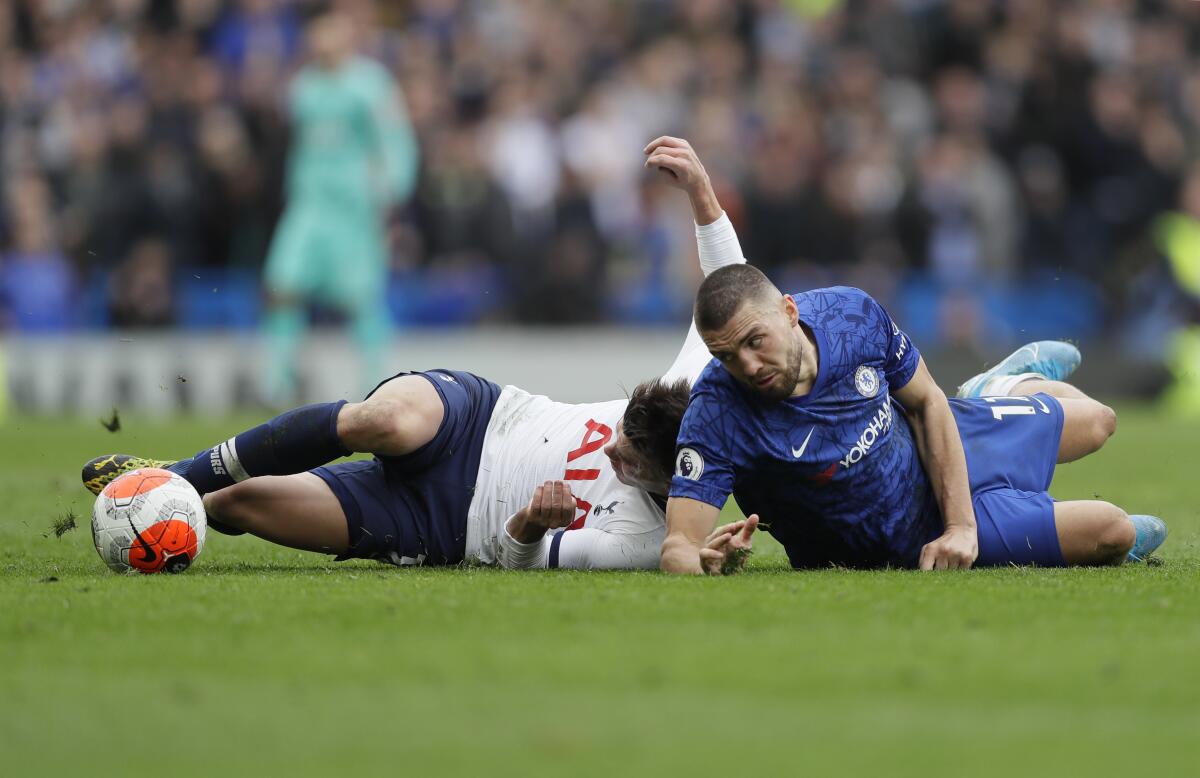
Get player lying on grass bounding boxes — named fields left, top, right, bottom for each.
left=649, top=263, right=1169, bottom=574
left=80, top=138, right=739, bottom=570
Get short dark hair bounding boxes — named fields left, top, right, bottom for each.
left=622, top=377, right=691, bottom=479
left=694, top=264, right=779, bottom=332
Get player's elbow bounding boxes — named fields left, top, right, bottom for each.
left=924, top=384, right=950, bottom=411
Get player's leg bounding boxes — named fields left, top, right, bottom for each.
left=331, top=213, right=392, bottom=398
left=169, top=374, right=442, bottom=492
left=264, top=301, right=306, bottom=407
left=1053, top=500, right=1135, bottom=566
left=349, top=299, right=391, bottom=399
left=974, top=492, right=1166, bottom=567
left=1049, top=396, right=1117, bottom=463
left=1007, top=378, right=1088, bottom=401
left=967, top=374, right=1117, bottom=464
left=203, top=473, right=350, bottom=554
left=958, top=340, right=1081, bottom=399
left=194, top=372, right=499, bottom=564
left=336, top=373, right=443, bottom=456
left=262, top=206, right=321, bottom=406
left=973, top=490, right=1133, bottom=567
left=82, top=374, right=445, bottom=498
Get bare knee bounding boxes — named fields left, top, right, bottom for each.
left=337, top=380, right=442, bottom=456
left=337, top=399, right=393, bottom=452
left=1095, top=505, right=1135, bottom=562
left=1084, top=401, right=1117, bottom=453
left=1096, top=403, right=1117, bottom=442
left=1057, top=500, right=1135, bottom=565
left=338, top=396, right=420, bottom=453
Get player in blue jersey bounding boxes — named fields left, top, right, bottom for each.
left=652, top=262, right=1168, bottom=574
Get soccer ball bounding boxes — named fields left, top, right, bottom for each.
left=91, top=468, right=207, bottom=574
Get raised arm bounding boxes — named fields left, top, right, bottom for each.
left=644, top=136, right=746, bottom=272
left=371, top=78, right=420, bottom=207
left=645, top=137, right=746, bottom=383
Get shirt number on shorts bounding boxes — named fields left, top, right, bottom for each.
left=984, top=395, right=1051, bottom=421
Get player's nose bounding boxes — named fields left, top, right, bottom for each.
left=739, top=352, right=761, bottom=377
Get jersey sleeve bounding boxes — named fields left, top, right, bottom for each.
left=495, top=525, right=660, bottom=570
left=660, top=322, right=714, bottom=385
left=696, top=211, right=747, bottom=277
left=874, top=297, right=920, bottom=391
left=363, top=64, right=419, bottom=207
left=548, top=527, right=661, bottom=570
left=836, top=287, right=920, bottom=392
left=661, top=212, right=745, bottom=384
left=496, top=507, right=663, bottom=570
left=667, top=380, right=737, bottom=508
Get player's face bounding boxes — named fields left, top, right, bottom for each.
left=604, top=421, right=668, bottom=495
left=702, top=296, right=802, bottom=401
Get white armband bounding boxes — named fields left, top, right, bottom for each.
left=496, top=519, right=550, bottom=569
left=696, top=211, right=747, bottom=277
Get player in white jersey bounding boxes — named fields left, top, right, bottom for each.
left=79, top=137, right=742, bottom=570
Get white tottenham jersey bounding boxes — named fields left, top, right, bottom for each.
left=463, top=212, right=746, bottom=569
left=465, top=391, right=664, bottom=569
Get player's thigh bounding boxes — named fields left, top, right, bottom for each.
left=264, top=208, right=327, bottom=299
left=972, top=488, right=1064, bottom=567
left=337, top=374, right=445, bottom=457
left=1056, top=398, right=1117, bottom=463
left=1053, top=500, right=1134, bottom=566
left=954, top=395, right=1061, bottom=493
left=204, top=473, right=349, bottom=554
left=323, top=221, right=387, bottom=308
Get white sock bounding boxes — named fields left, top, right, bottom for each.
left=981, top=372, right=1043, bottom=396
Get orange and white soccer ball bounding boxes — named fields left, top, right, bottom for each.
left=91, top=468, right=207, bottom=574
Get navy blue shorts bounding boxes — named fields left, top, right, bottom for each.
left=311, top=369, right=500, bottom=565
left=949, top=393, right=1066, bottom=567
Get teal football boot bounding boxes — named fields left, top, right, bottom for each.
left=1126, top=515, right=1168, bottom=563
left=957, top=341, right=1082, bottom=398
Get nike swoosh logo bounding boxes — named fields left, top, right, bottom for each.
left=128, top=520, right=157, bottom=564
left=791, top=427, right=816, bottom=458
left=1032, top=396, right=1049, bottom=413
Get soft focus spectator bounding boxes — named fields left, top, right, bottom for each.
left=1, top=0, right=1198, bottom=352
left=262, top=7, right=418, bottom=403
left=0, top=173, right=76, bottom=331
left=108, top=236, right=175, bottom=327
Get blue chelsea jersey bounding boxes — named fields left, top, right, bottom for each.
left=670, top=286, right=939, bottom=568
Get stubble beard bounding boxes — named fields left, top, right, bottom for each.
left=754, top=333, right=804, bottom=402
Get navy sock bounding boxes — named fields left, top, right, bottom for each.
left=170, top=401, right=351, bottom=496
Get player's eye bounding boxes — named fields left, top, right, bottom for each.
left=749, top=336, right=763, bottom=349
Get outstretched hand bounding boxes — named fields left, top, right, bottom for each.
left=699, top=514, right=760, bottom=576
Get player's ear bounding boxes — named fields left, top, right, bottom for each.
left=783, top=294, right=798, bottom=326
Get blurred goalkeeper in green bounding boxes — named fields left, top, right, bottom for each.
left=264, top=10, right=418, bottom=404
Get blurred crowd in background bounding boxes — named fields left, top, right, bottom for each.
left=3, top=0, right=1200, bottom=356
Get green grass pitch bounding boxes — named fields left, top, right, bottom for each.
left=1, top=408, right=1197, bottom=776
